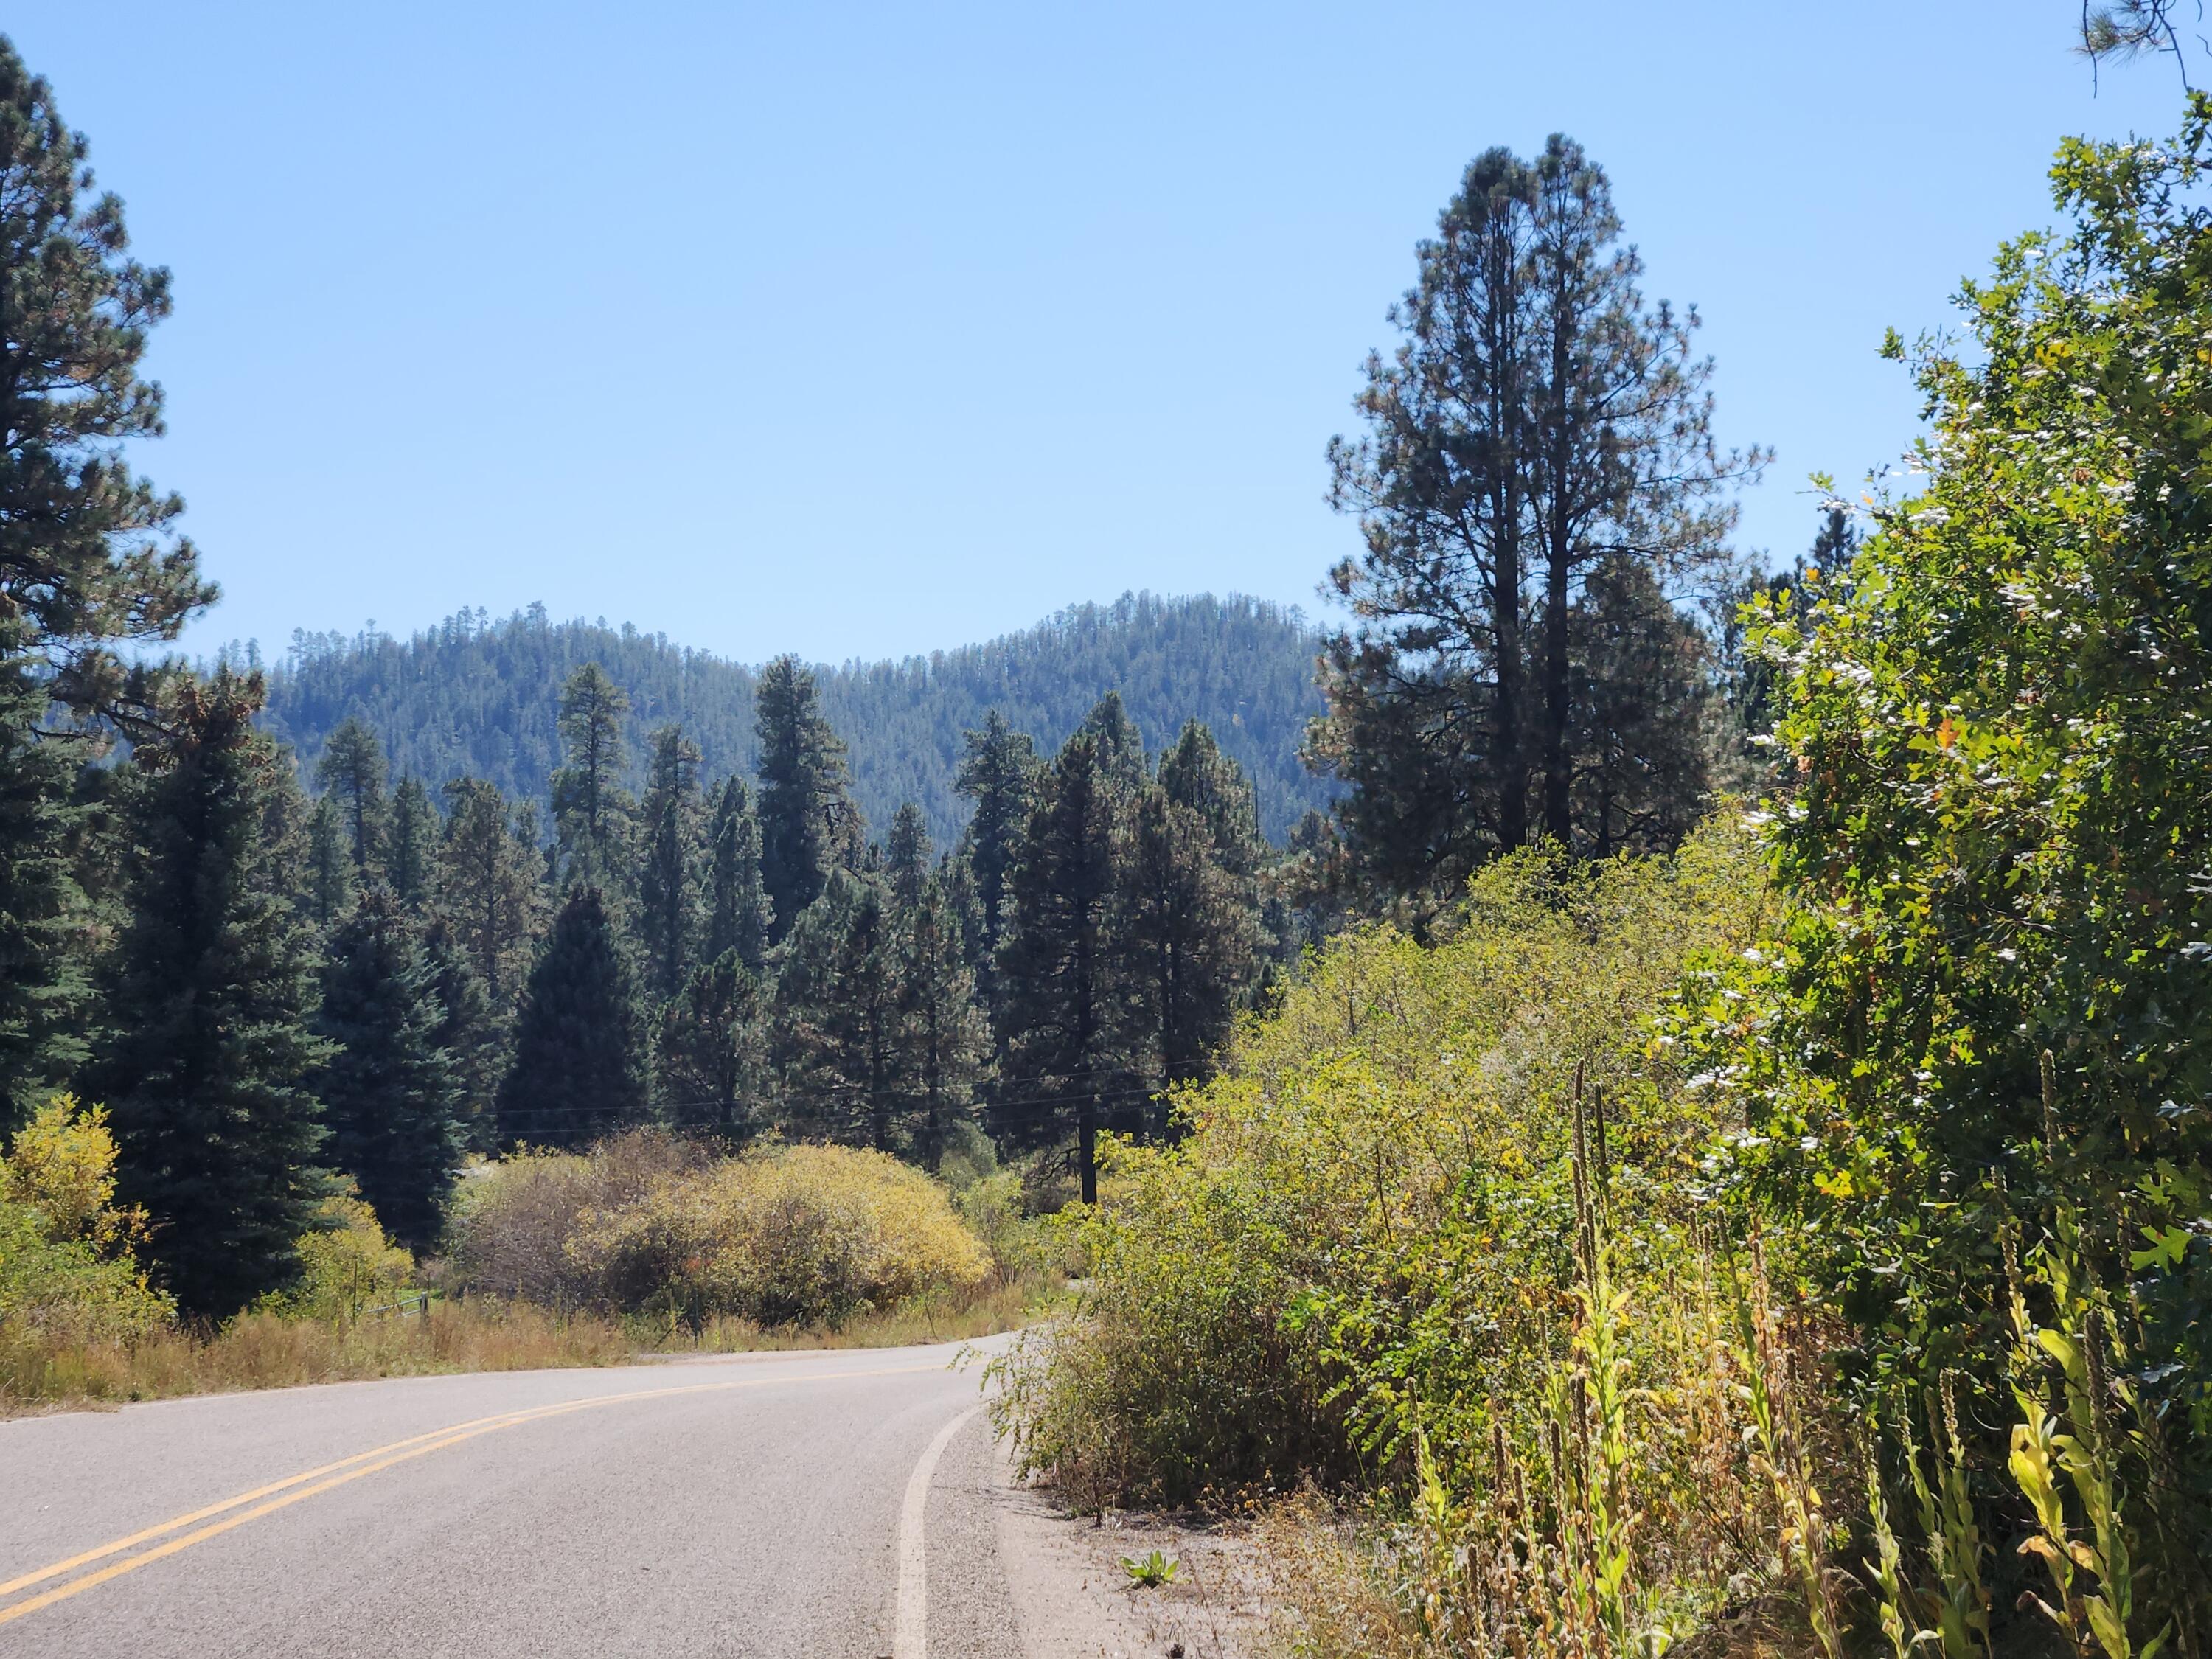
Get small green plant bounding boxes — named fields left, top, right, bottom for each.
left=1121, top=1548, right=1180, bottom=1588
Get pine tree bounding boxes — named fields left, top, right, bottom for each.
left=551, top=662, right=635, bottom=896
left=0, top=626, right=90, bottom=1130
left=953, top=712, right=1038, bottom=1026
left=754, top=654, right=860, bottom=938
left=386, top=776, right=439, bottom=911
left=0, top=40, right=215, bottom=721
left=771, top=869, right=898, bottom=1147
left=437, top=779, right=542, bottom=1007
left=886, top=801, right=931, bottom=911
left=895, top=872, right=991, bottom=1171
left=313, top=887, right=462, bottom=1251
left=1121, top=787, right=1261, bottom=1105
left=1079, top=689, right=1147, bottom=791
left=998, top=729, right=1138, bottom=1203
left=90, top=669, right=330, bottom=1315
left=704, top=774, right=772, bottom=971
left=495, top=885, right=647, bottom=1148
left=313, top=716, right=389, bottom=877
left=653, top=950, right=766, bottom=1139
left=637, top=724, right=704, bottom=1004
left=1158, top=719, right=1267, bottom=878
left=305, top=793, right=355, bottom=928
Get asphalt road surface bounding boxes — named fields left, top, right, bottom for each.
left=0, top=1340, right=1027, bottom=1658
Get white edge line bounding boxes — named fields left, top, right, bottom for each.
left=893, top=1405, right=982, bottom=1659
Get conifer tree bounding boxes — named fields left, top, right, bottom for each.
left=638, top=724, right=704, bottom=1004
left=1158, top=719, right=1267, bottom=878
left=771, top=869, right=897, bottom=1147
left=313, top=716, right=389, bottom=877
left=1121, top=787, right=1262, bottom=1104
left=998, top=729, right=1138, bottom=1203
left=420, top=915, right=502, bottom=1149
left=754, top=654, right=860, bottom=939
left=704, top=774, right=772, bottom=971
left=313, top=887, right=462, bottom=1250
left=896, top=872, right=991, bottom=1171
left=305, top=793, right=354, bottom=928
left=551, top=662, right=635, bottom=896
left=437, top=779, right=541, bottom=1008
left=0, top=39, right=215, bottom=722
left=495, top=885, right=646, bottom=1147
left=90, top=669, right=329, bottom=1315
left=386, top=776, right=439, bottom=911
left=653, top=950, right=766, bottom=1138
left=954, top=712, right=1038, bottom=1018
left=0, top=627, right=90, bottom=1130
left=886, top=801, right=931, bottom=911
left=1079, top=690, right=1147, bottom=791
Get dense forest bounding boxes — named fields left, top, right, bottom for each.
left=255, top=591, right=1332, bottom=844
left=7, top=22, right=2212, bottom=1659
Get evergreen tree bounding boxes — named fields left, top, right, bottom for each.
left=1157, top=718, right=1268, bottom=878
left=1570, top=558, right=1719, bottom=858
left=305, top=793, right=354, bottom=928
left=653, top=950, right=766, bottom=1139
left=1317, top=136, right=1756, bottom=907
left=420, top=915, right=503, bottom=1150
left=313, top=887, right=462, bottom=1251
left=551, top=661, right=635, bottom=895
left=998, top=729, right=1138, bottom=1203
left=953, top=712, right=1039, bottom=1026
left=754, top=654, right=860, bottom=938
left=779, top=871, right=900, bottom=1150
left=637, top=724, right=704, bottom=1004
left=0, top=627, right=90, bottom=1130
left=1078, top=689, right=1147, bottom=790
left=885, top=801, right=931, bottom=911
left=386, top=776, right=439, bottom=911
left=1121, top=787, right=1262, bottom=1107
left=313, top=715, right=389, bottom=877
left=895, top=871, right=991, bottom=1171
left=0, top=39, right=215, bottom=721
left=90, top=669, right=329, bottom=1315
left=703, top=774, right=772, bottom=971
left=437, top=779, right=541, bottom=1008
left=495, top=885, right=646, bottom=1148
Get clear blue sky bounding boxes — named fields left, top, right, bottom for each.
left=8, top=3, right=2188, bottom=666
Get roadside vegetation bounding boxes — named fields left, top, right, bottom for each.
left=993, top=103, right=2212, bottom=1658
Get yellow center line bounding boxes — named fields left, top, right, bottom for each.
left=0, top=1360, right=941, bottom=1629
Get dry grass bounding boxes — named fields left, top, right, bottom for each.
left=1, top=1277, right=1053, bottom=1418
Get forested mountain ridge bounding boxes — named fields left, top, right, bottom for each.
left=257, top=591, right=1329, bottom=843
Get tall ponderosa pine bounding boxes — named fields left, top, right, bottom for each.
left=704, top=774, right=772, bottom=971
left=953, top=712, right=1038, bottom=980
left=1316, top=136, right=1753, bottom=908
left=638, top=724, right=704, bottom=1004
left=437, top=779, right=541, bottom=1007
left=653, top=950, right=765, bottom=1138
left=551, top=662, right=634, bottom=895
left=754, top=655, right=860, bottom=939
left=386, top=776, right=439, bottom=911
left=1157, top=719, right=1267, bottom=879
left=885, top=802, right=931, bottom=911
left=998, top=726, right=1138, bottom=1203
left=495, top=885, right=646, bottom=1148
left=91, top=669, right=329, bottom=1315
left=1079, top=690, right=1147, bottom=792
left=0, top=40, right=215, bottom=721
left=313, top=716, right=389, bottom=877
left=1121, top=786, right=1261, bottom=1105
left=313, top=887, right=462, bottom=1251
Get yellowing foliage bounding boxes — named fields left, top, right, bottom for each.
left=261, top=1189, right=416, bottom=1321
left=0, top=1096, right=171, bottom=1341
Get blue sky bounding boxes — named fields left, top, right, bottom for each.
left=8, top=3, right=2188, bottom=666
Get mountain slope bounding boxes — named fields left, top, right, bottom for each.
left=260, top=592, right=1332, bottom=844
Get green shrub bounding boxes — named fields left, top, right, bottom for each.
left=0, top=1096, right=172, bottom=1342
left=258, top=1189, right=416, bottom=1321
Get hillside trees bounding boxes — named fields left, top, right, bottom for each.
left=88, top=670, right=330, bottom=1315
left=1315, top=136, right=1755, bottom=909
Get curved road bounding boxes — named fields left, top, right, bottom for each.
left=0, top=1340, right=1026, bottom=1658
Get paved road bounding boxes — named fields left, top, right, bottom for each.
left=0, top=1340, right=1026, bottom=1658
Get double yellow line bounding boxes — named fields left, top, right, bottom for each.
left=0, top=1360, right=937, bottom=1629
